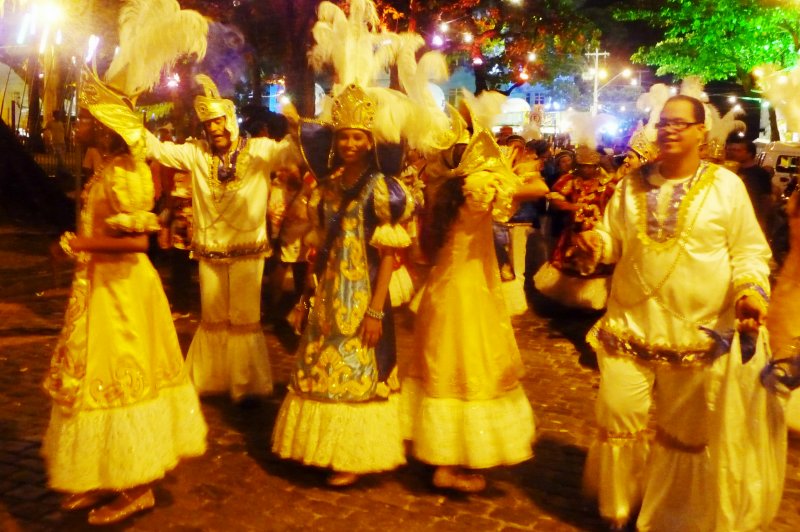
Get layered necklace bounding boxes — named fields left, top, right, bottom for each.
left=206, top=135, right=248, bottom=202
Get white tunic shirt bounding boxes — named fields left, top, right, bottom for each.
left=589, top=162, right=771, bottom=364
left=146, top=131, right=293, bottom=260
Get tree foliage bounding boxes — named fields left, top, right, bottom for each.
left=616, top=0, right=800, bottom=91
left=376, top=0, right=602, bottom=92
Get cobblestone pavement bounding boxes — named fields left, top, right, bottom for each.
left=1, top=225, right=799, bottom=531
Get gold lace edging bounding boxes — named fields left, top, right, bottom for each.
left=191, top=241, right=271, bottom=261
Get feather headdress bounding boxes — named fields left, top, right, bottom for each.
left=104, top=0, right=208, bottom=97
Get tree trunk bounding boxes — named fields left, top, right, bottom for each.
left=284, top=0, right=319, bottom=116
left=473, top=63, right=488, bottom=95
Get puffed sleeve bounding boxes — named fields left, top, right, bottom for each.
left=104, top=155, right=161, bottom=234
left=462, top=169, right=521, bottom=222
left=370, top=175, right=413, bottom=250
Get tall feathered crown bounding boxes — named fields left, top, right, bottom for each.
left=331, top=83, right=377, bottom=132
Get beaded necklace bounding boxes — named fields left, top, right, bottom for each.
left=206, top=136, right=248, bottom=202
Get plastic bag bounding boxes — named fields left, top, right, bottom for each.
left=708, top=327, right=787, bottom=531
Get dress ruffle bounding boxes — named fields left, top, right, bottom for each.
left=583, top=432, right=650, bottom=525
left=42, top=380, right=207, bottom=493
left=401, top=378, right=535, bottom=469
left=533, top=261, right=609, bottom=310
left=186, top=323, right=273, bottom=400
left=106, top=211, right=161, bottom=234
left=370, top=223, right=411, bottom=249
left=271, top=391, right=406, bottom=473
left=501, top=277, right=529, bottom=316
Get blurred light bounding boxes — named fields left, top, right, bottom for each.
left=738, top=131, right=745, bottom=138
left=753, top=68, right=765, bottom=78
left=472, top=57, right=483, bottom=66
left=114, top=46, right=120, bottom=57
left=620, top=105, right=626, bottom=111
left=17, top=14, right=30, bottom=44
left=700, top=91, right=708, bottom=100
left=762, top=100, right=770, bottom=108
left=732, top=103, right=743, bottom=113
left=280, top=95, right=292, bottom=105
left=439, top=22, right=449, bottom=32
left=85, top=35, right=100, bottom=63
left=55, top=30, right=62, bottom=46
left=599, top=68, right=608, bottom=80
left=519, top=71, right=529, bottom=81
left=527, top=52, right=536, bottom=62
left=728, top=95, right=737, bottom=104
left=463, top=32, right=473, bottom=43
left=622, top=68, right=632, bottom=78
left=431, top=34, right=444, bottom=47
left=38, top=28, right=49, bottom=54
left=630, top=79, right=638, bottom=86
left=587, top=68, right=596, bottom=77
left=669, top=86, right=678, bottom=95
left=553, top=102, right=561, bottom=110
left=166, top=73, right=180, bottom=88
left=779, top=75, right=789, bottom=85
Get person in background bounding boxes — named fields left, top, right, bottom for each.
left=726, top=135, right=773, bottom=233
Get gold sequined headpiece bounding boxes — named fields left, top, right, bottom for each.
left=628, top=126, right=659, bottom=163
left=194, top=74, right=239, bottom=143
left=79, top=66, right=145, bottom=155
left=331, top=83, right=377, bottom=133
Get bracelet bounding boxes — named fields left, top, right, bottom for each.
left=59, top=232, right=77, bottom=259
left=364, top=307, right=384, bottom=320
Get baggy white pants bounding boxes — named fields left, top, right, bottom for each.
left=185, top=257, right=273, bottom=400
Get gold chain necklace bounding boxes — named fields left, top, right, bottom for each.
left=206, top=137, right=248, bottom=202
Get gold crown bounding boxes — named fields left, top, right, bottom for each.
left=705, top=138, right=726, bottom=162
left=79, top=66, right=144, bottom=152
left=628, top=127, right=659, bottom=163
left=331, top=84, right=377, bottom=132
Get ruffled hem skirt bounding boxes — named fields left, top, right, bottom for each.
left=533, top=262, right=609, bottom=310
left=271, top=391, right=406, bottom=474
left=186, top=323, right=273, bottom=400
left=401, top=378, right=535, bottom=469
left=42, top=380, right=207, bottom=493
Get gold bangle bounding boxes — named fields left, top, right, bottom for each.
left=59, top=232, right=76, bottom=259
left=364, top=307, right=384, bottom=320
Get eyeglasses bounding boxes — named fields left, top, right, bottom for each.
left=654, top=119, right=703, bottom=132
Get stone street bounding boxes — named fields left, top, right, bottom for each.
left=1, top=225, right=798, bottom=531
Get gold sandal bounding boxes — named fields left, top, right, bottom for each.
left=87, top=488, right=155, bottom=525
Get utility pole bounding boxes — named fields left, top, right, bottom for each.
left=586, top=48, right=609, bottom=116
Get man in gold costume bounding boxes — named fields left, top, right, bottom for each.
left=146, top=75, right=295, bottom=403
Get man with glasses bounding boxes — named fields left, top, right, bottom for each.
left=573, top=95, right=772, bottom=530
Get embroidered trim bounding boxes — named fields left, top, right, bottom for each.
left=596, top=428, right=653, bottom=445
left=590, top=326, right=716, bottom=366
left=191, top=240, right=271, bottom=260
left=633, top=162, right=717, bottom=251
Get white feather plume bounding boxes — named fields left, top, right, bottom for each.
left=757, top=64, right=800, bottom=133
left=637, top=83, right=671, bottom=141
left=309, top=0, right=383, bottom=91
left=105, top=0, right=208, bottom=96
left=460, top=89, right=506, bottom=131
left=679, top=76, right=708, bottom=102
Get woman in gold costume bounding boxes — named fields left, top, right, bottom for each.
left=42, top=100, right=207, bottom=524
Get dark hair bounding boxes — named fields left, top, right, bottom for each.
left=420, top=176, right=466, bottom=262
left=726, top=134, right=757, bottom=157
left=664, top=95, right=705, bottom=123
left=528, top=139, right=550, bottom=158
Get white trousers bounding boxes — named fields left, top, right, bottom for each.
left=185, top=258, right=273, bottom=400
left=584, top=350, right=714, bottom=531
